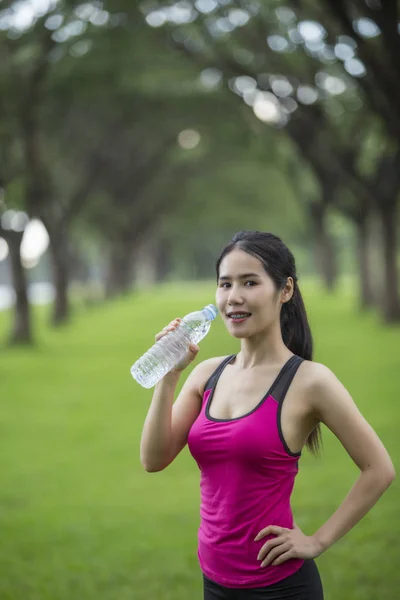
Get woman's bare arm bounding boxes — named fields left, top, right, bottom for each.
left=309, top=363, right=395, bottom=552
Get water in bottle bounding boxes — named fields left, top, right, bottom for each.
left=130, top=304, right=218, bottom=388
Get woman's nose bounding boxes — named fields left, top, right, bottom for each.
left=228, top=286, right=244, bottom=305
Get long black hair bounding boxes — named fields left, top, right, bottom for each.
left=216, top=230, right=322, bottom=455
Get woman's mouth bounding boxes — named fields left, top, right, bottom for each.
left=227, top=312, right=251, bottom=323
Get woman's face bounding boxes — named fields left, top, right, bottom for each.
left=216, top=248, right=282, bottom=339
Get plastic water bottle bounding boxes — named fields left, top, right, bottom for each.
left=130, top=304, right=218, bottom=388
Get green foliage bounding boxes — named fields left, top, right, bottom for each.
left=0, top=0, right=398, bottom=324
left=0, top=281, right=398, bottom=600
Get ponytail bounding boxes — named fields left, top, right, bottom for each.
left=280, top=282, right=312, bottom=361
left=281, top=281, right=322, bottom=455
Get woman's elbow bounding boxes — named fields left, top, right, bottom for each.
left=383, top=464, right=396, bottom=486
left=369, top=462, right=396, bottom=489
left=380, top=454, right=396, bottom=486
left=142, top=463, right=164, bottom=473
left=140, top=456, right=168, bottom=472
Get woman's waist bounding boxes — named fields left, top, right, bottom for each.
left=199, top=503, right=294, bottom=547
left=198, top=535, right=304, bottom=588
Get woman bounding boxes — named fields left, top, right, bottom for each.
left=140, top=230, right=395, bottom=600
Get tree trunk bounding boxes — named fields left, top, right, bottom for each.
left=5, top=230, right=33, bottom=344
left=355, top=216, right=375, bottom=310
left=309, top=202, right=337, bottom=292
left=69, top=245, right=90, bottom=284
left=106, top=242, right=134, bottom=298
left=154, top=237, right=171, bottom=282
left=47, top=225, right=70, bottom=326
left=379, top=201, right=400, bottom=322
left=132, top=237, right=158, bottom=288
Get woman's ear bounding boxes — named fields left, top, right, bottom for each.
left=281, top=277, right=294, bottom=304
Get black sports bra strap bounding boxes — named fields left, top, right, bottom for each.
left=269, top=355, right=304, bottom=404
left=204, top=355, right=235, bottom=393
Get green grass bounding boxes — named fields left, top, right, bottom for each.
left=0, top=280, right=399, bottom=600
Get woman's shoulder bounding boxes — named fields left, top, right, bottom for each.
left=296, top=359, right=345, bottom=418
left=192, top=355, right=233, bottom=396
left=298, top=359, right=339, bottom=391
left=299, top=358, right=332, bottom=375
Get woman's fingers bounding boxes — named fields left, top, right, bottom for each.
left=155, top=318, right=181, bottom=342
left=260, top=542, right=291, bottom=567
left=271, top=550, right=295, bottom=567
left=172, top=343, right=200, bottom=372
left=257, top=536, right=285, bottom=561
left=154, top=317, right=199, bottom=372
left=255, top=526, right=288, bottom=541
left=256, top=524, right=318, bottom=567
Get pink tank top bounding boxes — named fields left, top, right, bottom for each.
left=187, top=354, right=305, bottom=588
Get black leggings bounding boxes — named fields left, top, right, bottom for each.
left=203, top=560, right=323, bottom=600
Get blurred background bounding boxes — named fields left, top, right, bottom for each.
left=0, top=1, right=399, bottom=599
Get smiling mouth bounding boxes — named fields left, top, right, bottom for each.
left=228, top=313, right=251, bottom=321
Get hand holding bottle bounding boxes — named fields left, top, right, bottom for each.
left=131, top=304, right=217, bottom=388
left=155, top=318, right=199, bottom=373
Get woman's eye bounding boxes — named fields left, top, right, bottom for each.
left=219, top=281, right=256, bottom=288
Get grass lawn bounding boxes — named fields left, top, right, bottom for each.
left=0, top=280, right=399, bottom=600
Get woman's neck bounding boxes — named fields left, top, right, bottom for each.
left=235, top=333, right=292, bottom=370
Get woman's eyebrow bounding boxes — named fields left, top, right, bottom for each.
left=218, top=273, right=261, bottom=281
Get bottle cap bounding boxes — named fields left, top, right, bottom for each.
left=203, top=304, right=218, bottom=320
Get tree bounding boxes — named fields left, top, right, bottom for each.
left=145, top=0, right=400, bottom=319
